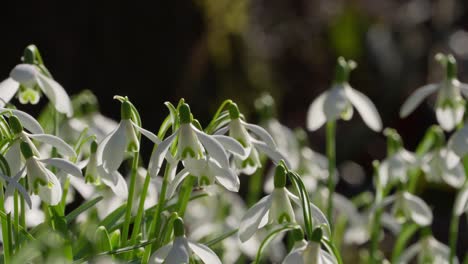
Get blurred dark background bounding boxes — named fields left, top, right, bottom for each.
left=1, top=0, right=467, bottom=257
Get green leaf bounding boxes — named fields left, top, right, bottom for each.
left=254, top=224, right=298, bottom=264
left=100, top=204, right=126, bottom=231
left=95, top=226, right=112, bottom=252
left=65, top=196, right=103, bottom=224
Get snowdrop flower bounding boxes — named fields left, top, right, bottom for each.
left=0, top=46, right=73, bottom=116
left=166, top=156, right=239, bottom=198
left=0, top=165, right=31, bottom=208
left=148, top=103, right=232, bottom=178
left=20, top=142, right=83, bottom=205
left=307, top=57, right=382, bottom=132
left=447, top=125, right=468, bottom=168
left=215, top=102, right=288, bottom=175
left=398, top=236, right=458, bottom=264
left=378, top=148, right=418, bottom=187
left=282, top=228, right=337, bottom=264
left=422, top=148, right=465, bottom=188
left=379, top=191, right=433, bottom=226
left=5, top=115, right=76, bottom=176
left=149, top=216, right=221, bottom=264
left=4, top=194, right=44, bottom=227
left=97, top=100, right=160, bottom=174
left=454, top=185, right=468, bottom=216
left=400, top=53, right=468, bottom=131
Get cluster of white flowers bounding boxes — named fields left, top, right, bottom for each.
left=0, top=46, right=466, bottom=264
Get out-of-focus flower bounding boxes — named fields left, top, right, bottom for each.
left=421, top=148, right=465, bottom=188
left=398, top=236, right=458, bottom=264
left=282, top=228, right=337, bottom=264
left=149, top=217, right=222, bottom=264
left=378, top=149, right=418, bottom=187
left=400, top=54, right=468, bottom=131
left=379, top=191, right=433, bottom=226
left=307, top=57, right=382, bottom=132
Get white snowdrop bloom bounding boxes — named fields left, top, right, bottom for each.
left=307, top=57, right=382, bottom=132
left=400, top=53, right=468, bottom=131
left=0, top=165, right=32, bottom=209
left=0, top=63, right=73, bottom=117
left=5, top=115, right=75, bottom=176
left=283, top=239, right=337, bottom=264
left=4, top=194, right=44, bottom=227
left=148, top=103, right=233, bottom=178
left=398, top=236, right=458, bottom=264
left=379, top=191, right=433, bottom=226
left=166, top=157, right=239, bottom=198
left=149, top=217, right=221, bottom=264
left=62, top=112, right=118, bottom=142
left=97, top=100, right=160, bottom=174
left=378, top=148, right=418, bottom=187
left=421, top=148, right=465, bottom=188
left=447, top=125, right=468, bottom=168
left=19, top=142, right=83, bottom=205
left=454, top=185, right=468, bottom=216
left=215, top=102, right=288, bottom=175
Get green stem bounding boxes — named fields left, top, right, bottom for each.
left=176, top=176, right=196, bottom=217
left=13, top=190, right=19, bottom=251
left=449, top=208, right=459, bottom=264
left=391, top=223, right=419, bottom=263
left=128, top=171, right=152, bottom=259
left=142, top=164, right=172, bottom=264
left=247, top=157, right=266, bottom=207
left=121, top=152, right=140, bottom=248
left=326, top=120, right=336, bottom=224
left=19, top=179, right=26, bottom=229
left=0, top=182, right=11, bottom=263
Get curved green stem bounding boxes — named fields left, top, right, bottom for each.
left=449, top=209, right=459, bottom=264
left=326, top=120, right=336, bottom=224
left=121, top=152, right=140, bottom=249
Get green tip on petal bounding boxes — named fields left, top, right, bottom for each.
left=20, top=141, right=34, bottom=159
left=90, top=140, right=98, bottom=154
left=291, top=227, right=304, bottom=242
left=310, top=227, right=323, bottom=243
left=179, top=103, right=192, bottom=124
left=274, top=164, right=287, bottom=188
left=173, top=216, right=185, bottom=237
left=121, top=101, right=133, bottom=120
left=9, top=116, right=23, bottom=134
left=228, top=102, right=241, bottom=119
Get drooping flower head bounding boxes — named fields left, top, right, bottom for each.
left=400, top=53, right=468, bottom=131
left=307, top=57, right=382, bottom=132
left=0, top=45, right=73, bottom=117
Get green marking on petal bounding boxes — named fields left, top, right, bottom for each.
left=278, top=212, right=291, bottom=224
left=181, top=147, right=196, bottom=159
left=18, top=88, right=40, bottom=105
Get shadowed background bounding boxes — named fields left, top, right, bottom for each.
left=0, top=0, right=467, bottom=258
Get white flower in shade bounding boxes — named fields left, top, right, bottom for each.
left=446, top=125, right=468, bottom=168
left=421, top=148, right=465, bottom=188
left=148, top=103, right=232, bottom=178
left=239, top=165, right=330, bottom=242
left=378, top=148, right=418, bottom=187
left=454, top=185, right=468, bottom=217
left=400, top=54, right=468, bottom=131
left=0, top=63, right=73, bottom=117
left=215, top=102, right=288, bottom=175
left=5, top=115, right=76, bottom=176
left=307, top=57, right=382, bottom=132
left=379, top=191, right=433, bottom=226
left=19, top=142, right=83, bottom=205
left=4, top=194, right=44, bottom=227
left=398, top=236, right=458, bottom=264
left=166, top=157, right=239, bottom=198
left=97, top=100, right=160, bottom=174
left=149, top=217, right=222, bottom=264
left=282, top=228, right=337, bottom=264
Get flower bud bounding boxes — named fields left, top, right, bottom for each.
left=20, top=141, right=34, bottom=159
left=179, top=103, right=192, bottom=124
left=9, top=116, right=23, bottom=135
left=121, top=101, right=133, bottom=120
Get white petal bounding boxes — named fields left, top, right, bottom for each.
left=148, top=244, right=172, bottom=264
left=324, top=85, right=349, bottom=120
left=210, top=162, right=240, bottom=192
left=37, top=169, right=63, bottom=205
left=252, top=139, right=291, bottom=168
left=398, top=242, right=421, bottom=263
left=98, top=122, right=127, bottom=172
left=5, top=140, right=22, bottom=176
left=27, top=133, right=76, bottom=157
left=344, top=85, right=382, bottom=131
left=242, top=122, right=276, bottom=148
left=212, top=134, right=248, bottom=159
left=39, top=158, right=83, bottom=178
left=459, top=82, right=468, bottom=98
left=402, top=192, right=433, bottom=226
left=35, top=73, right=73, bottom=117
left=307, top=91, right=328, bottom=131
left=188, top=241, right=222, bottom=264
left=2, top=108, right=44, bottom=134
left=0, top=167, right=31, bottom=208
left=400, top=84, right=438, bottom=118
left=131, top=121, right=161, bottom=144
left=148, top=131, right=178, bottom=177
left=97, top=166, right=128, bottom=199
left=165, top=237, right=190, bottom=264
left=193, top=126, right=229, bottom=168
left=0, top=78, right=19, bottom=106
left=68, top=176, right=95, bottom=200
left=448, top=125, right=468, bottom=160
left=239, top=194, right=272, bottom=242
left=282, top=249, right=305, bottom=264
left=454, top=186, right=468, bottom=216
left=166, top=168, right=189, bottom=199
left=213, top=126, right=229, bottom=135
left=436, top=105, right=464, bottom=131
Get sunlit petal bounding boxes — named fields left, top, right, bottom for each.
left=188, top=241, right=222, bottom=264
left=306, top=91, right=328, bottom=131
left=400, top=84, right=438, bottom=118
left=344, top=85, right=382, bottom=131
left=239, top=194, right=272, bottom=242
left=0, top=78, right=19, bottom=106
left=36, top=73, right=73, bottom=117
